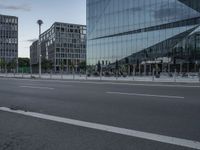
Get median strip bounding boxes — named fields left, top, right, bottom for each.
left=0, top=107, right=199, bottom=149
left=107, top=92, right=185, bottom=99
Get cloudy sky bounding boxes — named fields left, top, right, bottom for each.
left=0, top=0, right=86, bottom=58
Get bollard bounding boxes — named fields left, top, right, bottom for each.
left=174, top=69, right=177, bottom=82
left=100, top=67, right=102, bottom=81
left=133, top=67, right=135, bottom=81
left=61, top=70, right=63, bottom=80
left=198, top=69, right=200, bottom=82
left=152, top=68, right=155, bottom=81
left=73, top=69, right=75, bottom=80
left=6, top=69, right=8, bottom=77
left=50, top=71, right=52, bottom=79
left=22, top=69, right=24, bottom=78
left=116, top=70, right=118, bottom=80
left=86, top=70, right=87, bottom=80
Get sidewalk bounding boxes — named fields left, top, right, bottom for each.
left=0, top=73, right=200, bottom=83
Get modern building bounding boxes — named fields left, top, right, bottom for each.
left=30, top=22, right=86, bottom=72
left=0, top=14, right=18, bottom=67
left=87, top=0, right=200, bottom=73
left=30, top=40, right=39, bottom=67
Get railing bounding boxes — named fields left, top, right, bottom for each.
left=0, top=71, right=200, bottom=83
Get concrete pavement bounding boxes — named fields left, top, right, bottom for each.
left=0, top=78, right=200, bottom=150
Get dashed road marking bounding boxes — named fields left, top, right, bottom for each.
left=107, top=92, right=185, bottom=99
left=19, top=86, right=54, bottom=90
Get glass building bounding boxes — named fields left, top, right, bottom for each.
left=87, top=0, right=200, bottom=72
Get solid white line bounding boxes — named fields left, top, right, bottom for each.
left=0, top=107, right=199, bottom=149
left=19, top=86, right=54, bottom=90
left=107, top=92, right=185, bottom=99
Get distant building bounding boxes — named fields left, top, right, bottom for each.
left=30, top=40, right=38, bottom=66
left=30, top=22, right=86, bottom=72
left=0, top=14, right=18, bottom=65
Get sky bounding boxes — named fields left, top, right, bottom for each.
left=0, top=0, right=86, bottom=58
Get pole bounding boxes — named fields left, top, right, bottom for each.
left=100, top=65, right=102, bottom=81
left=39, top=25, right=41, bottom=78
left=30, top=58, right=32, bottom=77
left=16, top=59, right=18, bottom=74
left=37, top=20, right=43, bottom=79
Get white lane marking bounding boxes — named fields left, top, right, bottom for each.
left=19, top=86, right=54, bottom=90
left=107, top=92, right=185, bottom=99
left=0, top=107, right=199, bottom=149
left=1, top=77, right=200, bottom=88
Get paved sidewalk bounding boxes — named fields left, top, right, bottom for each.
left=0, top=73, right=199, bottom=83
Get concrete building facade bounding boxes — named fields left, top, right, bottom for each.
left=30, top=22, right=86, bottom=72
left=0, top=14, right=18, bottom=66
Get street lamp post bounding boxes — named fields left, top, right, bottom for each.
left=37, top=20, right=43, bottom=78
left=16, top=58, right=18, bottom=74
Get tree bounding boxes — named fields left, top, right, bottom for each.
left=115, top=60, right=119, bottom=71
left=0, top=59, right=6, bottom=70
left=68, top=60, right=75, bottom=72
left=7, top=59, right=16, bottom=71
left=79, top=61, right=86, bottom=71
left=97, top=61, right=101, bottom=73
left=42, top=58, right=53, bottom=72
left=18, top=58, right=30, bottom=68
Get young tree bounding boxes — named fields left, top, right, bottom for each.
left=97, top=61, right=101, bottom=73
left=0, top=59, right=6, bottom=72
left=42, top=58, right=53, bottom=72
left=79, top=61, right=86, bottom=71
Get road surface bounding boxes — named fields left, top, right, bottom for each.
left=0, top=78, right=200, bottom=150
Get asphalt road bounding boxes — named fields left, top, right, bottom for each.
left=0, top=78, right=200, bottom=150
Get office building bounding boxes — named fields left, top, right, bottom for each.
left=30, top=40, right=38, bottom=66
left=0, top=14, right=18, bottom=66
left=87, top=0, right=200, bottom=72
left=30, top=22, right=86, bottom=72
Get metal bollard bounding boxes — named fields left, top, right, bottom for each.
left=174, top=69, right=177, bottom=82
left=116, top=71, right=118, bottom=80
left=86, top=70, right=87, bottom=80
left=133, top=67, right=135, bottom=81
left=152, top=68, right=155, bottom=81
left=198, top=69, right=200, bottom=82
left=73, top=69, right=75, bottom=80
left=61, top=71, right=63, bottom=80
left=22, top=69, right=24, bottom=78
left=6, top=69, right=8, bottom=77
left=50, top=71, right=52, bottom=79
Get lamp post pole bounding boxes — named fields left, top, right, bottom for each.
left=37, top=20, right=43, bottom=78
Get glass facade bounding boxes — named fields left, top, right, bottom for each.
left=87, top=0, right=200, bottom=70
